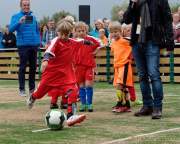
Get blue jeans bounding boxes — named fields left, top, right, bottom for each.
left=132, top=41, right=163, bottom=108
left=18, top=46, right=38, bottom=91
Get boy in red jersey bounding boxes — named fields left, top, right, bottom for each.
left=74, top=22, right=101, bottom=112
left=26, top=19, right=87, bottom=126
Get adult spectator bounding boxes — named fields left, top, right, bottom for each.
left=0, top=27, right=4, bottom=49
left=9, top=0, right=40, bottom=97
left=2, top=25, right=16, bottom=48
left=42, top=19, right=56, bottom=46
left=90, top=19, right=109, bottom=38
left=118, top=10, right=125, bottom=24
left=40, top=24, right=48, bottom=47
left=172, top=13, right=180, bottom=43
left=123, top=0, right=174, bottom=119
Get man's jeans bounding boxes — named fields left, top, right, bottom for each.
left=132, top=41, right=163, bottom=108
left=18, top=46, right=38, bottom=92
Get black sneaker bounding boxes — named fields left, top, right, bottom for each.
left=50, top=103, right=59, bottom=109
left=60, top=103, right=68, bottom=109
left=134, top=106, right=153, bottom=117
left=152, top=108, right=162, bottom=119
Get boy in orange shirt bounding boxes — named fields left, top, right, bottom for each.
left=109, top=21, right=133, bottom=113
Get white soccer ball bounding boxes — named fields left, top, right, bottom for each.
left=45, top=109, right=67, bottom=130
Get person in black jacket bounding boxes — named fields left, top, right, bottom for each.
left=2, top=25, right=16, bottom=48
left=123, top=0, right=174, bottom=119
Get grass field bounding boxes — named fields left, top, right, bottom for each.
left=0, top=80, right=180, bottom=144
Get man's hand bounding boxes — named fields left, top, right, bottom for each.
left=19, top=16, right=26, bottom=24
left=41, top=61, right=48, bottom=73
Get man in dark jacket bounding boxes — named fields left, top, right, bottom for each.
left=9, top=0, right=40, bottom=97
left=123, top=0, right=174, bottom=119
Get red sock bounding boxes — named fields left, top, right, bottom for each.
left=128, top=87, right=136, bottom=102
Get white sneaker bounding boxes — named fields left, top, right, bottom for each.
left=19, top=90, right=26, bottom=97
left=66, top=114, right=86, bottom=126
left=26, top=94, right=35, bottom=109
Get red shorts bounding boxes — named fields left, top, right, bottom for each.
left=75, top=65, right=94, bottom=83
left=33, top=83, right=78, bottom=104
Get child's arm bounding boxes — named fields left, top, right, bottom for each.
left=41, top=53, right=53, bottom=73
left=41, top=37, right=58, bottom=72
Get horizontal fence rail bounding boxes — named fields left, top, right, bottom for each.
left=0, top=43, right=180, bottom=83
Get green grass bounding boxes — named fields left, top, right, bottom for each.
left=0, top=80, right=180, bottom=144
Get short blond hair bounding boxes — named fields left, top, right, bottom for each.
left=56, top=19, right=74, bottom=35
left=108, top=21, right=122, bottom=33
left=74, top=21, right=89, bottom=32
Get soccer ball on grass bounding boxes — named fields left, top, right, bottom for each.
left=45, top=109, right=66, bottom=130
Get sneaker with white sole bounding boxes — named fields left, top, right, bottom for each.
left=19, top=90, right=26, bottom=97
left=26, top=94, right=35, bottom=109
left=66, top=114, right=86, bottom=126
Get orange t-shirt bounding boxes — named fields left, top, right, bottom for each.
left=110, top=38, right=133, bottom=87
left=110, top=38, right=132, bottom=68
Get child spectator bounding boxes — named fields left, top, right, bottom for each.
left=109, top=21, right=133, bottom=113
left=122, top=24, right=142, bottom=105
left=172, top=13, right=180, bottom=43
left=99, top=28, right=108, bottom=46
left=26, top=19, right=86, bottom=126
left=74, top=22, right=100, bottom=112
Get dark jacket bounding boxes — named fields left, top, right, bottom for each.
left=2, top=32, right=16, bottom=48
left=123, top=0, right=174, bottom=51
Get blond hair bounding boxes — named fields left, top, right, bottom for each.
left=56, top=19, right=74, bottom=35
left=74, top=21, right=89, bottom=32
left=108, top=21, right=122, bottom=33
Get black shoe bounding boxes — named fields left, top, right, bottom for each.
left=60, top=103, right=68, bottom=109
left=50, top=103, right=59, bottom=109
left=134, top=106, right=153, bottom=117
left=152, top=108, right=162, bottom=119
left=67, top=112, right=73, bottom=120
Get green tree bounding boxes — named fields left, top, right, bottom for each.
left=39, top=10, right=76, bottom=25
left=111, top=0, right=128, bottom=21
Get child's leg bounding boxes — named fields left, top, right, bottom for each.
left=65, top=84, right=86, bottom=126
left=60, top=94, right=68, bottom=109
left=27, top=81, right=51, bottom=109
left=79, top=83, right=86, bottom=111
left=48, top=89, right=59, bottom=109
left=85, top=80, right=94, bottom=112
left=32, top=82, right=51, bottom=99
left=85, top=67, right=94, bottom=112
left=128, top=86, right=136, bottom=102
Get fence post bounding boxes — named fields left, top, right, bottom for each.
left=38, top=48, right=42, bottom=79
left=106, top=46, right=111, bottom=82
left=169, top=51, right=174, bottom=83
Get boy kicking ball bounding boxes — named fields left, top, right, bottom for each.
left=26, top=19, right=86, bottom=126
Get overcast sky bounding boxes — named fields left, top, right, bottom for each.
left=0, top=0, right=124, bottom=27
left=0, top=0, right=179, bottom=28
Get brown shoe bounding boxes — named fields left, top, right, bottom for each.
left=134, top=106, right=153, bottom=117
left=152, top=108, right=162, bottom=119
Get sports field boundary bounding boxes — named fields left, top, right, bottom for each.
left=101, top=127, right=180, bottom=144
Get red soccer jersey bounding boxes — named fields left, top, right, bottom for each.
left=41, top=37, right=82, bottom=86
left=75, top=35, right=100, bottom=67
